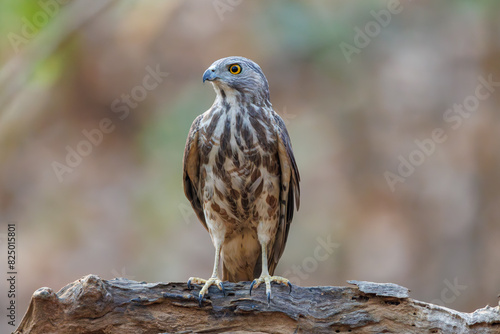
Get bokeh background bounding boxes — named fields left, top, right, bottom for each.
left=1, top=0, right=500, bottom=330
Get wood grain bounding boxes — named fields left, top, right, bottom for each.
left=15, top=275, right=500, bottom=334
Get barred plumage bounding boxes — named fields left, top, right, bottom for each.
left=183, top=56, right=300, bottom=304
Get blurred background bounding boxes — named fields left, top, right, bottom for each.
left=1, top=0, right=500, bottom=329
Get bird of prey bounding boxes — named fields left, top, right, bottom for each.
left=183, top=56, right=300, bottom=305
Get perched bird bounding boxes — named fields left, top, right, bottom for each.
left=183, top=56, right=300, bottom=305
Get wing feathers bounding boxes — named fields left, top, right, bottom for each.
left=268, top=113, right=300, bottom=274
left=182, top=115, right=207, bottom=230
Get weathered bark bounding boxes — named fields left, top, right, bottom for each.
left=15, top=274, right=500, bottom=334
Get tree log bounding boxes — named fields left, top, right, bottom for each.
left=15, top=274, right=500, bottom=334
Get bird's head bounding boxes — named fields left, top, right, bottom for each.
left=203, top=56, right=270, bottom=103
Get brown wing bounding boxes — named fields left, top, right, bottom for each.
left=182, top=114, right=207, bottom=231
left=268, top=113, right=300, bottom=275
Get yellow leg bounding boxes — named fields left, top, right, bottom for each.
left=250, top=242, right=292, bottom=305
left=188, top=244, right=225, bottom=306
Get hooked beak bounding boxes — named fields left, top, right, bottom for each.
left=202, top=68, right=218, bottom=83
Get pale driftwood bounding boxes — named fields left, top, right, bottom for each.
left=15, top=274, right=500, bottom=334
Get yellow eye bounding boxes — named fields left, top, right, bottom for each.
left=229, top=64, right=242, bottom=75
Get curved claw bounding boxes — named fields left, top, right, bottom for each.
left=220, top=281, right=226, bottom=297
left=287, top=282, right=293, bottom=294
left=267, top=291, right=271, bottom=305
left=198, top=293, right=203, bottom=307
left=187, top=279, right=193, bottom=290
left=249, top=280, right=257, bottom=296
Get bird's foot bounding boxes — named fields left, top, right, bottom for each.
left=249, top=275, right=292, bottom=305
left=187, top=276, right=225, bottom=306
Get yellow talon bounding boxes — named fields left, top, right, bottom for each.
left=187, top=276, right=225, bottom=306
left=250, top=275, right=292, bottom=304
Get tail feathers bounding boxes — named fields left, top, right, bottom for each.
left=222, top=261, right=255, bottom=282
left=222, top=249, right=274, bottom=282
